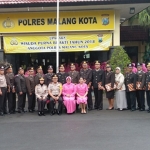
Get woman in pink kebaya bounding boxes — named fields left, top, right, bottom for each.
left=76, top=77, right=88, bottom=114
left=62, top=76, right=76, bottom=114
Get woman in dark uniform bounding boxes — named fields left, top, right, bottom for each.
left=105, top=64, right=115, bottom=110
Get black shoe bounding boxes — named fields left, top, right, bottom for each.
left=136, top=107, right=141, bottom=110
left=98, top=108, right=103, bottom=110
left=38, top=112, right=41, bottom=116
left=88, top=108, right=93, bottom=111
left=22, top=109, right=26, bottom=113
left=4, top=112, right=7, bottom=114
left=29, top=109, right=33, bottom=113
left=9, top=111, right=14, bottom=114
left=0, top=112, right=4, bottom=116
left=131, top=109, right=136, bottom=111
left=41, top=112, right=45, bottom=116
left=18, top=110, right=21, bottom=113
left=57, top=111, right=61, bottom=115
left=140, top=109, right=145, bottom=111
left=50, top=111, right=55, bottom=116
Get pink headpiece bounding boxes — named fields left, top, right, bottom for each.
left=66, top=76, right=72, bottom=81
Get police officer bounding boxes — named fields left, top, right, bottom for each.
left=35, top=77, right=48, bottom=116
left=92, top=60, right=105, bottom=110
left=15, top=67, right=27, bottom=113
left=57, top=64, right=69, bottom=85
left=68, top=63, right=79, bottom=84
left=145, top=63, right=150, bottom=113
left=35, top=66, right=45, bottom=85
left=80, top=61, right=93, bottom=110
left=0, top=65, right=8, bottom=116
left=26, top=67, right=36, bottom=112
left=5, top=65, right=16, bottom=114
left=125, top=63, right=137, bottom=111
left=48, top=74, right=63, bottom=115
left=44, top=65, right=54, bottom=86
left=136, top=63, right=146, bottom=111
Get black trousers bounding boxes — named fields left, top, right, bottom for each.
left=146, top=91, right=150, bottom=110
left=37, top=98, right=46, bottom=112
left=87, top=88, right=93, bottom=109
left=136, top=90, right=145, bottom=109
left=0, top=87, right=7, bottom=113
left=27, top=93, right=35, bottom=110
left=94, top=88, right=103, bottom=109
left=126, top=91, right=136, bottom=110
left=17, top=93, right=26, bottom=111
left=50, top=96, right=63, bottom=112
left=7, top=91, right=16, bottom=112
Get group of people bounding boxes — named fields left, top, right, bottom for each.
left=0, top=60, right=150, bottom=117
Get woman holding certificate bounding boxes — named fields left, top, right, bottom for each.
left=105, top=64, right=115, bottom=110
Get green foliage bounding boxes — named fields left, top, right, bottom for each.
left=110, top=46, right=131, bottom=73
left=128, top=6, right=150, bottom=27
left=143, top=43, right=150, bottom=63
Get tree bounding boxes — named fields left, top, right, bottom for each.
left=110, top=46, right=131, bottom=73
left=143, top=43, right=150, bottom=63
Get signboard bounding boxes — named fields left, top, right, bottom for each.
left=4, top=34, right=112, bottom=53
left=0, top=10, right=115, bottom=33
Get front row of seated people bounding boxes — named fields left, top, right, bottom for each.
left=35, top=74, right=88, bottom=116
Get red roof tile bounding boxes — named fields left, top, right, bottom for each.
left=120, top=26, right=149, bottom=41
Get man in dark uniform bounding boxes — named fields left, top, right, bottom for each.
left=0, top=65, right=9, bottom=116
left=80, top=61, right=93, bottom=110
left=15, top=67, right=27, bottom=113
left=48, top=74, right=63, bottom=115
left=35, top=66, right=45, bottom=85
left=26, top=67, right=36, bottom=112
left=57, top=64, right=69, bottom=85
left=44, top=65, right=54, bottom=86
left=145, top=63, right=150, bottom=113
left=92, top=60, right=105, bottom=110
left=136, top=63, right=146, bottom=111
left=125, top=63, right=137, bottom=111
left=5, top=65, right=16, bottom=114
left=68, top=63, right=79, bottom=84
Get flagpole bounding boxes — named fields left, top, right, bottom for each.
left=56, top=0, right=59, bottom=73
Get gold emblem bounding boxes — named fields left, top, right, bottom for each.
left=10, top=38, right=18, bottom=45
left=147, top=63, right=150, bottom=67
left=3, top=17, right=14, bottom=28
left=39, top=66, right=42, bottom=69
left=60, top=65, right=64, bottom=67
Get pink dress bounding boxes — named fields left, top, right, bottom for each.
left=62, top=83, right=76, bottom=113
left=76, top=83, right=88, bottom=104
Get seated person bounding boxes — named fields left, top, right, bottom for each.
left=35, top=77, right=48, bottom=116
left=62, top=76, right=76, bottom=114
left=48, top=74, right=63, bottom=115
left=76, top=77, right=88, bottom=114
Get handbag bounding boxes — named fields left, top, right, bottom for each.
left=127, top=83, right=136, bottom=91
left=105, top=83, right=116, bottom=92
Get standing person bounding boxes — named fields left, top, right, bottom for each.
left=92, top=60, right=105, bottom=110
left=125, top=63, right=137, bottom=111
left=15, top=67, right=27, bottom=113
left=57, top=64, right=69, bottom=85
left=34, top=66, right=45, bottom=86
left=26, top=67, right=36, bottom=113
left=62, top=76, right=76, bottom=114
left=136, top=63, right=146, bottom=111
left=80, top=61, right=93, bottom=110
left=115, top=67, right=127, bottom=111
left=35, top=77, right=48, bottom=116
left=0, top=66, right=9, bottom=116
left=145, top=63, right=150, bottom=113
left=76, top=77, right=88, bottom=114
left=48, top=74, right=63, bottom=115
left=5, top=65, right=16, bottom=114
left=105, top=64, right=115, bottom=110
left=68, top=63, right=80, bottom=84
left=44, top=65, right=54, bottom=86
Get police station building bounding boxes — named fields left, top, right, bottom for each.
left=0, top=0, right=149, bottom=73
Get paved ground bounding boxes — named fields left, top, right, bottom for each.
left=0, top=96, right=150, bottom=150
